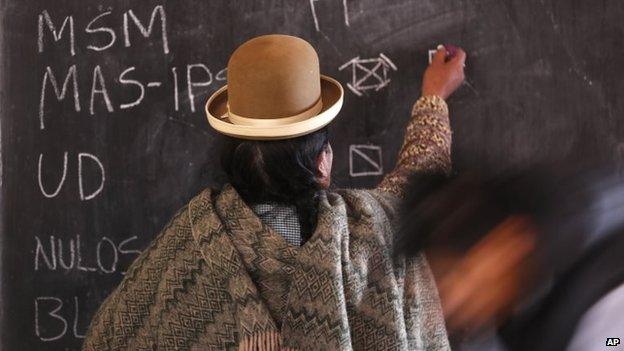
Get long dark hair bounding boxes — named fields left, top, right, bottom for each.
left=221, top=127, right=330, bottom=241
left=395, top=171, right=558, bottom=256
left=394, top=168, right=601, bottom=275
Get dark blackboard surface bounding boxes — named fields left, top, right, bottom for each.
left=1, top=0, right=624, bottom=349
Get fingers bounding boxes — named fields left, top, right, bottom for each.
left=431, top=44, right=466, bottom=70
left=432, top=45, right=447, bottom=65
left=449, top=48, right=467, bottom=67
left=439, top=268, right=471, bottom=318
left=422, top=45, right=468, bottom=99
left=439, top=215, right=536, bottom=336
left=447, top=274, right=516, bottom=334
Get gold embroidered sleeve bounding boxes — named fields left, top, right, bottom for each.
left=377, top=95, right=452, bottom=197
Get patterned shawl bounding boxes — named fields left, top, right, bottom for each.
left=83, top=185, right=449, bottom=350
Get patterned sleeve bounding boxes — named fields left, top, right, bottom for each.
left=377, top=95, right=452, bottom=197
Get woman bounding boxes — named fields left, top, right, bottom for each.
left=83, top=35, right=466, bottom=350
left=395, top=169, right=624, bottom=351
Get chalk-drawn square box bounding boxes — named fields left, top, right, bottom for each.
left=349, top=145, right=383, bottom=177
left=339, top=54, right=397, bottom=96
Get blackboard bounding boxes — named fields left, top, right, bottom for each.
left=1, top=0, right=624, bottom=349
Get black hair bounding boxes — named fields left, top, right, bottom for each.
left=220, top=127, right=330, bottom=242
left=394, top=168, right=593, bottom=260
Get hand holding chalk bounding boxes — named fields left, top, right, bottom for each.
left=422, top=44, right=466, bottom=100
left=443, top=44, right=460, bottom=61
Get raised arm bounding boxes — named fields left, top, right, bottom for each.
left=378, top=45, right=466, bottom=197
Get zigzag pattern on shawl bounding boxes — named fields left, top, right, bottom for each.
left=84, top=186, right=451, bottom=351
left=188, top=188, right=281, bottom=341
left=83, top=205, right=197, bottom=350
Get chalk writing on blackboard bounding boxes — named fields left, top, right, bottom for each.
left=309, top=0, right=350, bottom=31
left=39, top=65, right=80, bottom=129
left=339, top=54, right=397, bottom=96
left=124, top=7, right=169, bottom=54
left=34, top=234, right=141, bottom=274
left=39, top=63, right=225, bottom=129
left=90, top=65, right=113, bottom=115
left=38, top=10, right=76, bottom=56
left=187, top=64, right=212, bottom=113
left=38, top=152, right=105, bottom=201
left=428, top=49, right=437, bottom=64
left=38, top=6, right=223, bottom=129
left=35, top=296, right=87, bottom=342
left=349, top=144, right=383, bottom=177
left=38, top=6, right=168, bottom=57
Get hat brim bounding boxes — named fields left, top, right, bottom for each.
left=205, top=75, right=343, bottom=140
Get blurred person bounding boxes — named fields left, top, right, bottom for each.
left=395, top=169, right=624, bottom=351
left=83, top=35, right=466, bottom=350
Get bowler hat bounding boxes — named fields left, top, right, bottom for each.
left=205, top=34, right=344, bottom=140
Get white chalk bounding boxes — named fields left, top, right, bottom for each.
left=428, top=49, right=437, bottom=64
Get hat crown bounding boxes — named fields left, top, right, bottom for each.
left=227, top=35, right=322, bottom=119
